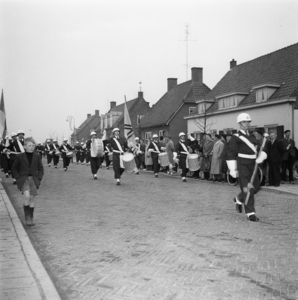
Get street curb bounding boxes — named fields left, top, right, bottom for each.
left=0, top=183, right=61, bottom=300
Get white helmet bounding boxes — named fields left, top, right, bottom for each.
left=90, top=131, right=96, bottom=136
left=112, top=128, right=120, bottom=133
left=135, top=137, right=139, bottom=140
left=63, top=138, right=68, bottom=142
left=179, top=132, right=186, bottom=137
left=47, top=139, right=50, bottom=142
left=152, top=134, right=158, bottom=139
left=18, top=130, right=25, bottom=135
left=237, top=113, right=252, bottom=123
left=11, top=132, right=17, bottom=137
left=53, top=139, right=57, bottom=142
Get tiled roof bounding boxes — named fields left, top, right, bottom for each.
left=203, top=43, right=298, bottom=113
left=75, top=115, right=97, bottom=135
left=140, top=81, right=210, bottom=128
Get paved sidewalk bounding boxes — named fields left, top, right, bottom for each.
left=0, top=182, right=61, bottom=300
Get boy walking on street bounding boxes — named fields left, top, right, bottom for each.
left=12, top=138, right=44, bottom=226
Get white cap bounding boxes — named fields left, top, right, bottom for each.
left=90, top=131, right=96, bottom=136
left=18, top=130, right=24, bottom=135
left=47, top=139, right=50, bottom=142
left=53, top=139, right=57, bottom=142
left=179, top=132, right=186, bottom=137
left=63, top=138, right=68, bottom=141
left=76, top=141, right=79, bottom=143
left=237, top=113, right=252, bottom=123
left=135, top=137, right=139, bottom=140
left=112, top=128, right=120, bottom=133
left=152, top=134, right=158, bottom=138
left=11, top=132, right=17, bottom=137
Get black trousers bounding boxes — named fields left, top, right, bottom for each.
left=85, top=153, right=90, bottom=164
left=179, top=155, right=188, bottom=177
left=268, top=161, right=281, bottom=186
left=76, top=152, right=80, bottom=163
left=80, top=153, right=85, bottom=163
left=62, top=157, right=71, bottom=168
left=151, top=153, right=160, bottom=174
left=90, top=157, right=101, bottom=175
left=237, top=161, right=259, bottom=214
left=104, top=153, right=111, bottom=167
left=113, top=153, right=124, bottom=179
left=134, top=154, right=141, bottom=169
left=52, top=155, right=59, bottom=166
left=47, top=154, right=52, bottom=164
left=281, top=156, right=295, bottom=182
left=2, top=154, right=9, bottom=174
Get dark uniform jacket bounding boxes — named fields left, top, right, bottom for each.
left=109, top=137, right=128, bottom=153
left=59, top=143, right=73, bottom=158
left=268, top=139, right=284, bottom=163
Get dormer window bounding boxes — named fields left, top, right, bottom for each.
left=196, top=100, right=214, bottom=114
left=216, top=92, right=248, bottom=110
left=252, top=84, right=280, bottom=103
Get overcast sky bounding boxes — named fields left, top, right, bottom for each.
left=1, top=0, right=297, bottom=143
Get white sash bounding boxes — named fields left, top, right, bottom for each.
left=47, top=144, right=50, bottom=150
left=17, top=140, right=25, bottom=153
left=63, top=144, right=68, bottom=152
left=113, top=138, right=124, bottom=168
left=53, top=144, right=57, bottom=150
left=179, top=141, right=189, bottom=168
left=234, top=133, right=257, bottom=154
left=152, top=142, right=160, bottom=153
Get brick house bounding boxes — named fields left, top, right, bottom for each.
left=185, top=43, right=298, bottom=142
left=95, top=91, right=150, bottom=138
left=71, top=110, right=101, bottom=145
left=139, top=67, right=211, bottom=145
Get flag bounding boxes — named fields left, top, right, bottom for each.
left=124, top=96, right=136, bottom=147
left=0, top=90, right=7, bottom=140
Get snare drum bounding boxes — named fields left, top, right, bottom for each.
left=55, top=150, right=60, bottom=156
left=49, top=151, right=53, bottom=156
left=158, top=152, right=169, bottom=167
left=66, top=151, right=74, bottom=158
left=188, top=154, right=199, bottom=171
left=122, top=153, right=136, bottom=173
left=91, top=139, right=104, bottom=157
left=108, top=152, right=113, bottom=161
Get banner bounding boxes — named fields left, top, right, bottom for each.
left=124, top=96, right=136, bottom=147
left=0, top=90, right=7, bottom=140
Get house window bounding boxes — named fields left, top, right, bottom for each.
left=145, top=132, right=152, bottom=140
left=265, top=125, right=277, bottom=135
left=218, top=96, right=241, bottom=110
left=159, top=130, right=166, bottom=137
left=198, top=103, right=206, bottom=114
left=255, top=88, right=277, bottom=102
left=189, top=107, right=196, bottom=114
left=137, top=115, right=145, bottom=124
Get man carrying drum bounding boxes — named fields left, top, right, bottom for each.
left=82, top=131, right=105, bottom=180
left=59, top=138, right=73, bottom=171
left=148, top=134, right=163, bottom=178
left=44, top=139, right=52, bottom=167
left=74, top=141, right=81, bottom=164
left=227, top=113, right=267, bottom=222
left=51, top=139, right=60, bottom=169
left=109, top=128, right=128, bottom=185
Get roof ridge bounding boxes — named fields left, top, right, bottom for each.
left=234, top=42, right=298, bottom=68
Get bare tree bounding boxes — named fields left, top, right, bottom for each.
left=192, top=101, right=217, bottom=134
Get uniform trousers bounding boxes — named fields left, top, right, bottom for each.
left=90, top=157, right=101, bottom=174
left=237, top=160, right=259, bottom=214
left=52, top=155, right=59, bottom=166
left=151, top=153, right=160, bottom=174
left=281, top=156, right=295, bottom=182
left=76, top=152, right=80, bottom=163
left=1, top=154, right=9, bottom=174
left=104, top=153, right=111, bottom=167
left=85, top=152, right=90, bottom=164
left=134, top=154, right=141, bottom=169
left=113, top=153, right=124, bottom=179
left=268, top=160, right=281, bottom=186
left=179, top=155, right=189, bottom=177
left=62, top=157, right=71, bottom=168
left=80, top=153, right=85, bottom=163
left=46, top=154, right=52, bottom=164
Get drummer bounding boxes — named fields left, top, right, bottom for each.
left=175, top=132, right=192, bottom=182
left=44, top=140, right=52, bottom=167
left=148, top=134, right=163, bottom=178
left=133, top=137, right=142, bottom=173
left=51, top=139, right=60, bottom=169
left=74, top=141, right=81, bottom=164
left=109, top=128, right=128, bottom=185
left=82, top=131, right=105, bottom=180
left=59, top=138, right=73, bottom=171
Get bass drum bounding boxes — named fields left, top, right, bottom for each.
left=91, top=139, right=104, bottom=157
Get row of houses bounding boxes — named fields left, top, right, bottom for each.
left=72, top=42, right=298, bottom=145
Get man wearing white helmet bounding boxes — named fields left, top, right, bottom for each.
left=148, top=134, right=162, bottom=177
left=44, top=139, right=53, bottom=167
left=109, top=128, right=128, bottom=185
left=227, top=113, right=267, bottom=222
left=35, top=142, right=44, bottom=159
left=59, top=138, right=74, bottom=171
left=74, top=141, right=81, bottom=164
left=17, top=130, right=25, bottom=144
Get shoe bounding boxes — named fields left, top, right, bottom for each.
left=48, top=164, right=51, bottom=167
left=274, top=184, right=280, bottom=187
left=55, top=166, right=57, bottom=168
left=117, top=181, right=120, bottom=186
left=13, top=180, right=16, bottom=185
left=64, top=167, right=68, bottom=171
left=155, top=174, right=158, bottom=178
left=94, top=175, right=97, bottom=180
left=281, top=181, right=285, bottom=184
left=107, top=167, right=109, bottom=170
left=182, top=178, right=187, bottom=182
left=136, top=172, right=139, bottom=175
left=234, top=197, right=242, bottom=213
left=247, top=215, right=259, bottom=222
left=290, top=181, right=295, bottom=184
left=5, top=173, right=9, bottom=178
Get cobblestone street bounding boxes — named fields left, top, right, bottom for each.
left=3, top=160, right=298, bottom=300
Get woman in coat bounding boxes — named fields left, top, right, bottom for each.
left=210, top=134, right=225, bottom=182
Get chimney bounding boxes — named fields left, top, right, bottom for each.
left=230, top=59, right=237, bottom=69
left=110, top=101, right=116, bottom=110
left=167, top=78, right=177, bottom=91
left=87, top=113, right=91, bottom=118
left=138, top=91, right=143, bottom=100
left=95, top=110, right=99, bottom=116
left=191, top=67, right=203, bottom=84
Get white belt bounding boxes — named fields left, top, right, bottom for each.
left=180, top=151, right=189, bottom=155
left=238, top=153, right=256, bottom=159
left=113, top=150, right=124, bottom=154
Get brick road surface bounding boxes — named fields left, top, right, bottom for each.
left=2, top=160, right=298, bottom=300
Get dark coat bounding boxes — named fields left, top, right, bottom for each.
left=281, top=138, right=296, bottom=161
left=59, top=143, right=73, bottom=158
left=268, top=139, right=284, bottom=163
left=11, top=152, right=44, bottom=189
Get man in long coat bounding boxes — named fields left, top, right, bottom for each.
left=210, top=134, right=225, bottom=182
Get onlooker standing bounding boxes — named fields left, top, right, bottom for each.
left=281, top=130, right=296, bottom=184
left=201, top=133, right=214, bottom=180
left=210, top=135, right=225, bottom=183
left=267, top=132, right=284, bottom=187
left=166, top=136, right=175, bottom=175
left=221, top=133, right=232, bottom=182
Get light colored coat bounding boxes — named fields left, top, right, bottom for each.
left=210, top=140, right=225, bottom=174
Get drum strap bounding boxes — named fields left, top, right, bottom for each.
left=63, top=144, right=68, bottom=152
left=152, top=142, right=160, bottom=153
left=53, top=144, right=57, bottom=150
left=113, top=138, right=124, bottom=154
left=17, top=140, right=25, bottom=153
left=234, top=133, right=257, bottom=154
left=179, top=142, right=189, bottom=154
